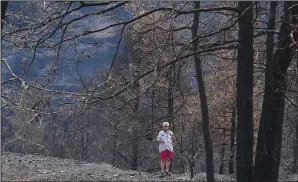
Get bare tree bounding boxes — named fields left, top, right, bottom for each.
left=236, top=2, right=254, bottom=182
left=192, top=2, right=214, bottom=181
left=255, top=2, right=298, bottom=182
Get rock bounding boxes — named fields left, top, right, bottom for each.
left=86, top=173, right=94, bottom=178
left=113, top=174, right=120, bottom=177
left=60, top=171, right=66, bottom=173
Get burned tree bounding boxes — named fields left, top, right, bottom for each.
left=254, top=2, right=298, bottom=182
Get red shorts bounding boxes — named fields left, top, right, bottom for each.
left=160, top=149, right=173, bottom=160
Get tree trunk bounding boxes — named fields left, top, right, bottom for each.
left=168, top=65, right=174, bottom=124
left=131, top=45, right=141, bottom=170
left=112, top=128, right=117, bottom=167
left=229, top=106, right=236, bottom=174
left=131, top=94, right=140, bottom=170
left=180, top=142, right=186, bottom=174
left=131, top=98, right=140, bottom=170
left=131, top=137, right=139, bottom=170
left=293, top=118, right=298, bottom=174
left=1, top=1, right=8, bottom=29
left=190, top=160, right=195, bottom=179
left=80, top=132, right=85, bottom=160
left=168, top=65, right=174, bottom=172
left=254, top=2, right=296, bottom=182
left=292, top=51, right=298, bottom=174
left=190, top=118, right=196, bottom=179
left=219, top=128, right=226, bottom=174
left=236, top=2, right=254, bottom=182
left=265, top=1, right=278, bottom=68
left=192, top=2, right=215, bottom=182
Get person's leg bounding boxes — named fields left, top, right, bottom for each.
left=165, top=150, right=173, bottom=175
left=165, top=159, right=170, bottom=171
left=160, top=151, right=166, bottom=175
left=160, top=160, right=165, bottom=173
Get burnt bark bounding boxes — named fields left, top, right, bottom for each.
left=80, top=131, right=89, bottom=161
left=190, top=160, right=195, bottom=179
left=236, top=2, right=254, bottom=182
left=131, top=61, right=141, bottom=170
left=168, top=65, right=174, bottom=172
left=219, top=128, right=226, bottom=174
left=112, top=126, right=118, bottom=167
left=131, top=137, right=139, bottom=170
left=266, top=1, right=278, bottom=70
left=1, top=1, right=8, bottom=29
left=168, top=65, right=174, bottom=124
left=292, top=50, right=298, bottom=174
left=254, top=2, right=297, bottom=182
left=293, top=117, right=298, bottom=174
left=131, top=37, right=141, bottom=171
left=229, top=106, right=236, bottom=174
left=192, top=2, right=214, bottom=181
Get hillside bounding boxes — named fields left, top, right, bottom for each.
left=1, top=152, right=236, bottom=181
left=2, top=152, right=297, bottom=181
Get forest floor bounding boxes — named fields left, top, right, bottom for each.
left=1, top=151, right=297, bottom=181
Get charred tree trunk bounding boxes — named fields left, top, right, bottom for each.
left=254, top=2, right=297, bottom=182
left=168, top=65, right=174, bottom=124
left=131, top=45, right=141, bottom=170
left=236, top=2, right=254, bottom=182
left=80, top=131, right=85, bottom=160
left=180, top=140, right=186, bottom=174
left=131, top=136, right=139, bottom=170
left=190, top=117, right=196, bottom=179
left=265, top=1, right=277, bottom=68
left=168, top=65, right=174, bottom=172
left=192, top=2, right=214, bottom=181
left=293, top=117, right=298, bottom=174
left=1, top=1, right=8, bottom=29
left=292, top=51, right=298, bottom=174
left=190, top=159, right=195, bottom=179
left=112, top=129, right=117, bottom=167
left=219, top=128, right=227, bottom=174
left=131, top=82, right=140, bottom=170
left=229, top=106, right=236, bottom=175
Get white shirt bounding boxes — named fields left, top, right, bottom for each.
left=157, top=130, right=174, bottom=152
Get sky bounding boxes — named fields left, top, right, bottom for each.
left=2, top=2, right=131, bottom=92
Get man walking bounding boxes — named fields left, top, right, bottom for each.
left=157, top=122, right=176, bottom=177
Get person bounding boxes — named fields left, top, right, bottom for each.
left=157, top=122, right=176, bottom=177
